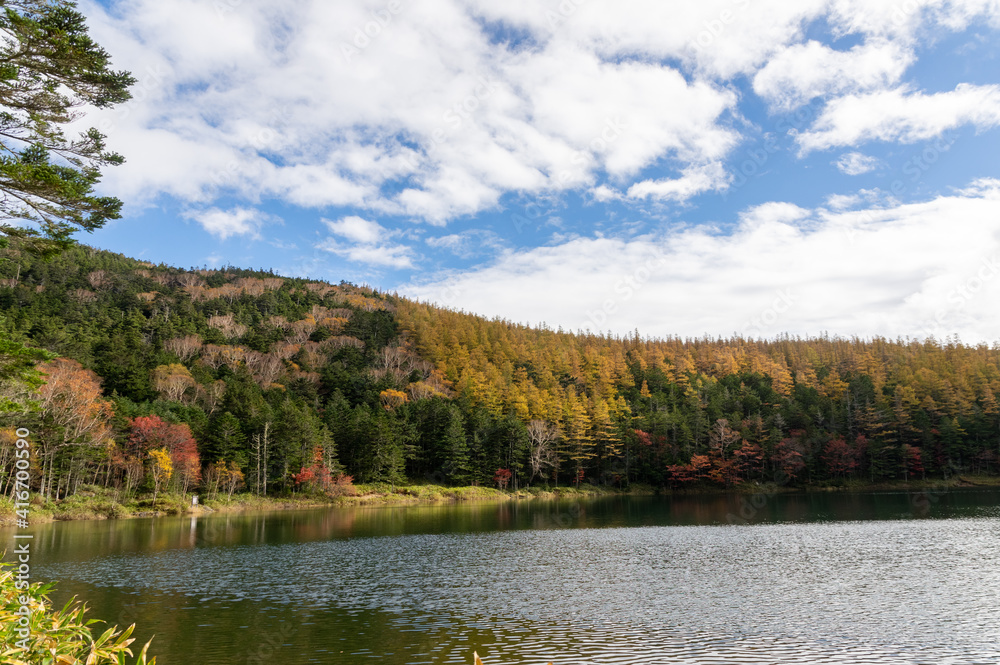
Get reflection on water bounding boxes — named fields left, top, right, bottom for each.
left=5, top=490, right=1000, bottom=664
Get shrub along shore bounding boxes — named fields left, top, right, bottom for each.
left=2, top=475, right=997, bottom=525
left=0, top=482, right=649, bottom=524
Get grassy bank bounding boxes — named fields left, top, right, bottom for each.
left=0, top=482, right=657, bottom=525
left=0, top=486, right=333, bottom=524
left=345, top=481, right=656, bottom=505
left=804, top=474, right=1000, bottom=492
left=1, top=476, right=996, bottom=525
left=664, top=474, right=1000, bottom=496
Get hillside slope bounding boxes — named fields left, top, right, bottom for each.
left=1, top=243, right=998, bottom=501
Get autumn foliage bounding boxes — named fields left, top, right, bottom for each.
left=293, top=447, right=355, bottom=496
left=36, top=358, right=115, bottom=497
left=493, top=468, right=512, bottom=490
left=126, top=415, right=202, bottom=493
left=204, top=460, right=245, bottom=500
left=5, top=244, right=1000, bottom=505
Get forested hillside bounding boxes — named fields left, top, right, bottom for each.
left=1, top=243, right=999, bottom=502
left=400, top=300, right=1000, bottom=485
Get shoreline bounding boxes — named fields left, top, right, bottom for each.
left=2, top=475, right=998, bottom=526
left=0, top=483, right=652, bottom=525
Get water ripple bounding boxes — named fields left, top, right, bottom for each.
left=45, top=517, right=1000, bottom=664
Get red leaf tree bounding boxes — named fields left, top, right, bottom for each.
left=822, top=438, right=858, bottom=480
left=494, top=468, right=512, bottom=490
left=901, top=444, right=924, bottom=481
left=293, top=446, right=354, bottom=496
left=37, top=358, right=115, bottom=498
left=733, top=440, right=764, bottom=481
left=772, top=434, right=806, bottom=482
left=127, top=415, right=201, bottom=493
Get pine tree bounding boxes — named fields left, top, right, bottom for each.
left=0, top=0, right=134, bottom=256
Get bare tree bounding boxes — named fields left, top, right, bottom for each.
left=288, top=318, right=315, bottom=344
left=709, top=418, right=741, bottom=461
left=249, top=353, right=285, bottom=388
left=151, top=364, right=196, bottom=402
left=163, top=334, right=203, bottom=361
left=234, top=277, right=266, bottom=296
left=250, top=422, right=271, bottom=495
left=87, top=270, right=109, bottom=289
left=527, top=420, right=560, bottom=483
left=174, top=273, right=205, bottom=288
left=208, top=313, right=248, bottom=338
left=262, top=277, right=284, bottom=291
left=196, top=380, right=227, bottom=415
left=200, top=344, right=225, bottom=370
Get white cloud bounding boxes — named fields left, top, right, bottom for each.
left=185, top=207, right=272, bottom=240
left=825, top=193, right=861, bottom=210
left=425, top=230, right=505, bottom=258
left=403, top=181, right=1000, bottom=342
left=81, top=0, right=743, bottom=223
left=319, top=216, right=414, bottom=269
left=626, top=163, right=729, bottom=202
left=835, top=152, right=882, bottom=175
left=76, top=0, right=1000, bottom=225
left=797, top=84, right=1000, bottom=153
left=753, top=40, right=912, bottom=110
left=825, top=189, right=884, bottom=209
left=737, top=201, right=812, bottom=229
left=324, top=215, right=383, bottom=244
left=826, top=0, right=1000, bottom=41
left=958, top=177, right=1000, bottom=196
left=321, top=241, right=415, bottom=269
left=590, top=185, right=620, bottom=202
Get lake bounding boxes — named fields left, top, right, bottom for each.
left=5, top=489, right=1000, bottom=664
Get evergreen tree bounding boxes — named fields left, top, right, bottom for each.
left=0, top=0, right=134, bottom=255
left=203, top=412, right=246, bottom=465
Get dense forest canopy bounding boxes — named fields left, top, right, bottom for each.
left=0, top=242, right=998, bottom=501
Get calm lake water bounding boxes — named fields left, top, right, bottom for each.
left=4, top=489, right=1000, bottom=664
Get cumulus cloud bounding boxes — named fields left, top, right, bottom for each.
left=753, top=40, right=912, bottom=110
left=325, top=216, right=383, bottom=245
left=825, top=0, right=1000, bottom=41
left=319, top=216, right=415, bottom=269
left=626, top=163, right=730, bottom=202
left=402, top=181, right=1000, bottom=342
left=79, top=0, right=743, bottom=222
left=797, top=84, right=1000, bottom=153
left=835, top=152, right=883, bottom=175
left=824, top=189, right=884, bottom=209
left=185, top=207, right=273, bottom=240
left=76, top=0, right=1000, bottom=224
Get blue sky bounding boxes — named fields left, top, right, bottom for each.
left=76, top=0, right=1000, bottom=342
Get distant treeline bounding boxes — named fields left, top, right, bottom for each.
left=0, top=243, right=997, bottom=501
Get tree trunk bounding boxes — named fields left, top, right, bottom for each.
left=262, top=423, right=269, bottom=496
